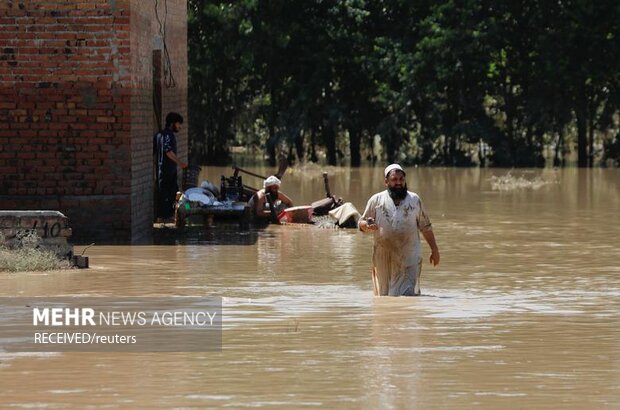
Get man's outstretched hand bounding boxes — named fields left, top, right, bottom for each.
left=360, top=219, right=378, bottom=232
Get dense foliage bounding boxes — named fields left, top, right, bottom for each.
left=188, top=0, right=619, bottom=167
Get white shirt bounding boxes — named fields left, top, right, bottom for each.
left=360, top=190, right=432, bottom=266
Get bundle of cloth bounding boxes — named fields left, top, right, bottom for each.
left=312, top=202, right=361, bottom=229
left=327, top=202, right=361, bottom=228
left=179, top=180, right=222, bottom=207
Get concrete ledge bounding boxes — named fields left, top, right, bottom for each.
left=0, top=210, right=73, bottom=259
left=0, top=196, right=132, bottom=243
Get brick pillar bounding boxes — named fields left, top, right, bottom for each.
left=0, top=1, right=187, bottom=243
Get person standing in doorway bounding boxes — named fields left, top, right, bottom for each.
left=358, top=164, right=440, bottom=296
left=154, top=112, right=187, bottom=222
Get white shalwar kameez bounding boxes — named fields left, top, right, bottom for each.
left=360, top=190, right=433, bottom=296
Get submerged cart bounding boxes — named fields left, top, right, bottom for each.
left=174, top=158, right=355, bottom=228
left=174, top=166, right=251, bottom=228
left=175, top=200, right=250, bottom=228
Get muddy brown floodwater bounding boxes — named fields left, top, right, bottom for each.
left=1, top=167, right=619, bottom=409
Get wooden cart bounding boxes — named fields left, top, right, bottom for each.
left=175, top=201, right=251, bottom=229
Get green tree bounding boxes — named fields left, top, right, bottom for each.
left=188, top=1, right=258, bottom=165
left=186, top=0, right=620, bottom=168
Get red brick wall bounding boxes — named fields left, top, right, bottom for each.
left=0, top=0, right=187, bottom=243
left=129, top=0, right=187, bottom=242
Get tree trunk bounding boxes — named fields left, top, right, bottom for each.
left=368, top=132, right=377, bottom=163
left=295, top=130, right=304, bottom=163
left=524, top=124, right=534, bottom=167
left=504, top=84, right=516, bottom=167
left=349, top=127, right=361, bottom=167
left=266, top=140, right=277, bottom=167
left=266, top=120, right=277, bottom=167
left=553, top=129, right=564, bottom=167
left=191, top=119, right=206, bottom=163
left=325, top=123, right=337, bottom=166
left=309, top=128, right=318, bottom=163
left=588, top=99, right=595, bottom=168
left=448, top=134, right=457, bottom=165
left=534, top=126, right=545, bottom=167
left=478, top=139, right=486, bottom=167
left=287, top=145, right=295, bottom=165
left=576, top=101, right=588, bottom=168
left=266, top=84, right=278, bottom=166
left=208, top=115, right=230, bottom=165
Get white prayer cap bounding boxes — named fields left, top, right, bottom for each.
left=384, top=163, right=405, bottom=178
left=263, top=175, right=281, bottom=188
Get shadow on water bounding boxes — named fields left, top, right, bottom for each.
left=418, top=293, right=456, bottom=299
left=152, top=223, right=261, bottom=246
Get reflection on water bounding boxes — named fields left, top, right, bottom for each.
left=1, top=167, right=619, bottom=408
left=154, top=224, right=260, bottom=246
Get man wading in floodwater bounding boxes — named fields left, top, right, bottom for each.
left=359, top=164, right=440, bottom=296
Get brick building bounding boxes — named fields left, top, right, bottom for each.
left=0, top=0, right=188, bottom=243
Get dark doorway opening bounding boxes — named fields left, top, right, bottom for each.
left=153, top=49, right=163, bottom=222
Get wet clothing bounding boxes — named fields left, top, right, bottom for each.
left=248, top=189, right=289, bottom=220
left=360, top=190, right=433, bottom=296
left=154, top=128, right=179, bottom=219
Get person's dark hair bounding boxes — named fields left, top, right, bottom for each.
left=165, top=112, right=183, bottom=128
